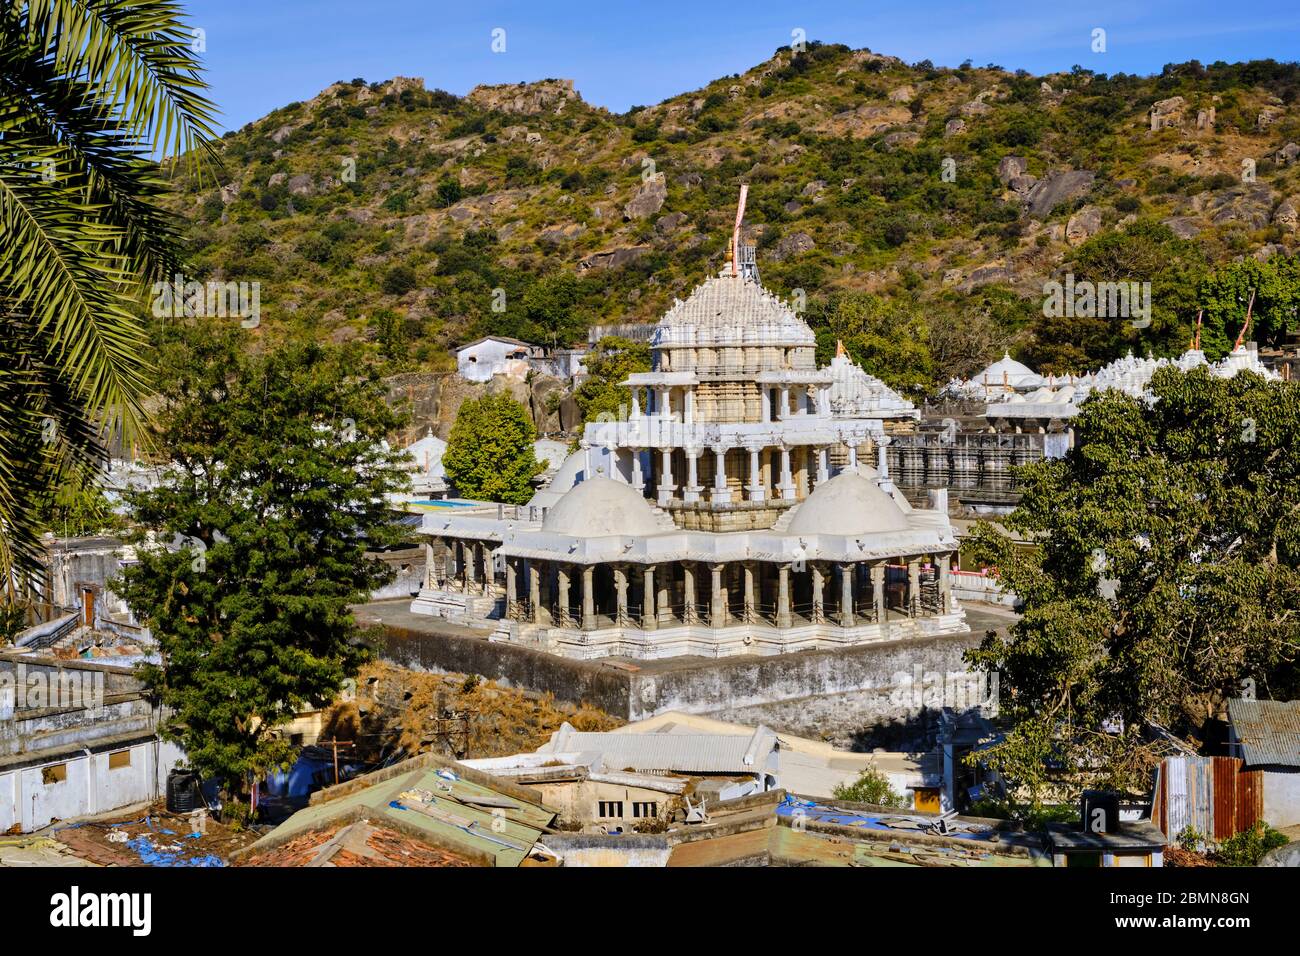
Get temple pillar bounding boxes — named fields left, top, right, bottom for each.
left=505, top=558, right=517, bottom=618
left=847, top=442, right=858, bottom=470
left=614, top=565, right=629, bottom=625
left=642, top=565, right=658, bottom=630
left=778, top=446, right=796, bottom=500
left=582, top=565, right=596, bottom=630
left=423, top=542, right=435, bottom=590
left=581, top=441, right=593, bottom=481
left=839, top=562, right=855, bottom=627
left=779, top=385, right=790, bottom=420
left=556, top=564, right=572, bottom=627
left=481, top=545, right=493, bottom=595
left=712, top=446, right=731, bottom=503
left=684, top=387, right=695, bottom=425
left=529, top=561, right=542, bottom=624
left=631, top=449, right=645, bottom=493
left=746, top=446, right=765, bottom=502
left=658, top=448, right=676, bottom=505
left=630, top=387, right=642, bottom=419
left=777, top=563, right=792, bottom=628
left=710, top=563, right=726, bottom=627
left=684, top=447, right=702, bottom=503
left=811, top=562, right=825, bottom=623
left=742, top=562, right=756, bottom=622
left=872, top=561, right=887, bottom=634
left=657, top=569, right=671, bottom=626
left=938, top=552, right=954, bottom=613
left=816, top=446, right=829, bottom=485
left=465, top=542, right=479, bottom=591
left=683, top=563, right=698, bottom=623
left=908, top=558, right=921, bottom=618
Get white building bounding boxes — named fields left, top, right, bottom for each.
left=455, top=336, right=536, bottom=382
left=410, top=203, right=967, bottom=661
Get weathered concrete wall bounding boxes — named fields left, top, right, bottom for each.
left=629, top=631, right=979, bottom=720
left=544, top=833, right=672, bottom=867
left=379, top=623, right=982, bottom=745
left=380, top=624, right=632, bottom=717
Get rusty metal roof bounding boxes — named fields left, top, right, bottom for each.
left=1227, top=700, right=1300, bottom=768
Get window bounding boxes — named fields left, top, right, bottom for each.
left=42, top=763, right=68, bottom=784
left=632, top=801, right=658, bottom=819
left=108, top=750, right=131, bottom=770
left=597, top=800, right=624, bottom=819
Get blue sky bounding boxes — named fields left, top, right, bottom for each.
left=188, top=1, right=1300, bottom=133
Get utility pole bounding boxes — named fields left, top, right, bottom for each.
left=318, top=739, right=355, bottom=785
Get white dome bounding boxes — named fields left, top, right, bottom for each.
left=653, top=272, right=815, bottom=349
left=975, top=352, right=1040, bottom=390
left=540, top=477, right=665, bottom=537
left=787, top=470, right=909, bottom=536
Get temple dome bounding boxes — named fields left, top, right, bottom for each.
left=974, top=352, right=1041, bottom=390
left=541, top=477, right=665, bottom=537
left=786, top=470, right=909, bottom=536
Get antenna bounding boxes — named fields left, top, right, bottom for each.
left=732, top=183, right=749, bottom=277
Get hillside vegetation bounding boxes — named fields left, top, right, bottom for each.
left=167, top=45, right=1300, bottom=389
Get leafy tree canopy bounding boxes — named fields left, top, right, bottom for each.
left=573, top=336, right=651, bottom=428
left=965, top=367, right=1300, bottom=797
left=808, top=292, right=934, bottom=392
left=1198, top=254, right=1300, bottom=356
left=442, top=391, right=543, bottom=504
left=116, top=321, right=410, bottom=797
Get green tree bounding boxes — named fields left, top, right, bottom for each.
left=442, top=392, right=542, bottom=503
left=521, top=272, right=589, bottom=346
left=832, top=766, right=911, bottom=808
left=808, top=293, right=934, bottom=392
left=116, top=321, right=409, bottom=802
left=1198, top=255, right=1300, bottom=357
left=965, top=367, right=1300, bottom=798
left=573, top=336, right=651, bottom=427
left=0, top=1, right=216, bottom=581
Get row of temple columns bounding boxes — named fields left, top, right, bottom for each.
left=586, top=440, right=882, bottom=505
left=495, top=553, right=955, bottom=631
left=626, top=383, right=830, bottom=425
left=425, top=538, right=497, bottom=595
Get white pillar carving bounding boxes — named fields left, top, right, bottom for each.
left=712, top=446, right=731, bottom=503
left=746, top=446, right=765, bottom=502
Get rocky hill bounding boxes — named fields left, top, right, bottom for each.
left=166, top=45, right=1300, bottom=387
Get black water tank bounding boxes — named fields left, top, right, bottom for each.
left=166, top=769, right=202, bottom=813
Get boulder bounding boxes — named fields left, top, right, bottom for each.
left=623, top=176, right=667, bottom=220
left=287, top=173, right=315, bottom=197
left=1208, top=185, right=1275, bottom=230
left=1277, top=142, right=1300, bottom=165
left=1066, top=205, right=1103, bottom=245
left=267, top=172, right=287, bottom=188
left=944, top=118, right=966, bottom=137
left=887, top=85, right=914, bottom=103
left=1023, top=169, right=1096, bottom=217
left=997, top=156, right=1028, bottom=185
left=1273, top=199, right=1298, bottom=231
left=577, top=245, right=651, bottom=271
left=655, top=211, right=688, bottom=235
left=770, top=231, right=816, bottom=261
left=958, top=264, right=1015, bottom=292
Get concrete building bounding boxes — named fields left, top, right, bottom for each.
left=410, top=203, right=967, bottom=661
left=454, top=336, right=537, bottom=382
left=0, top=652, right=184, bottom=833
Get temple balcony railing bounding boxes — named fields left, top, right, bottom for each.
left=582, top=416, right=883, bottom=451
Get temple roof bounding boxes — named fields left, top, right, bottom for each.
left=539, top=476, right=671, bottom=538
left=786, top=470, right=910, bottom=536
left=652, top=269, right=815, bottom=349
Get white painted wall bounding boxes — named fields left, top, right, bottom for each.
left=0, top=738, right=186, bottom=833
left=457, top=340, right=532, bottom=382
left=1263, top=771, right=1300, bottom=829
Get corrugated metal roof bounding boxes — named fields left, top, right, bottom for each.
left=1227, top=699, right=1300, bottom=768
left=540, top=723, right=778, bottom=775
